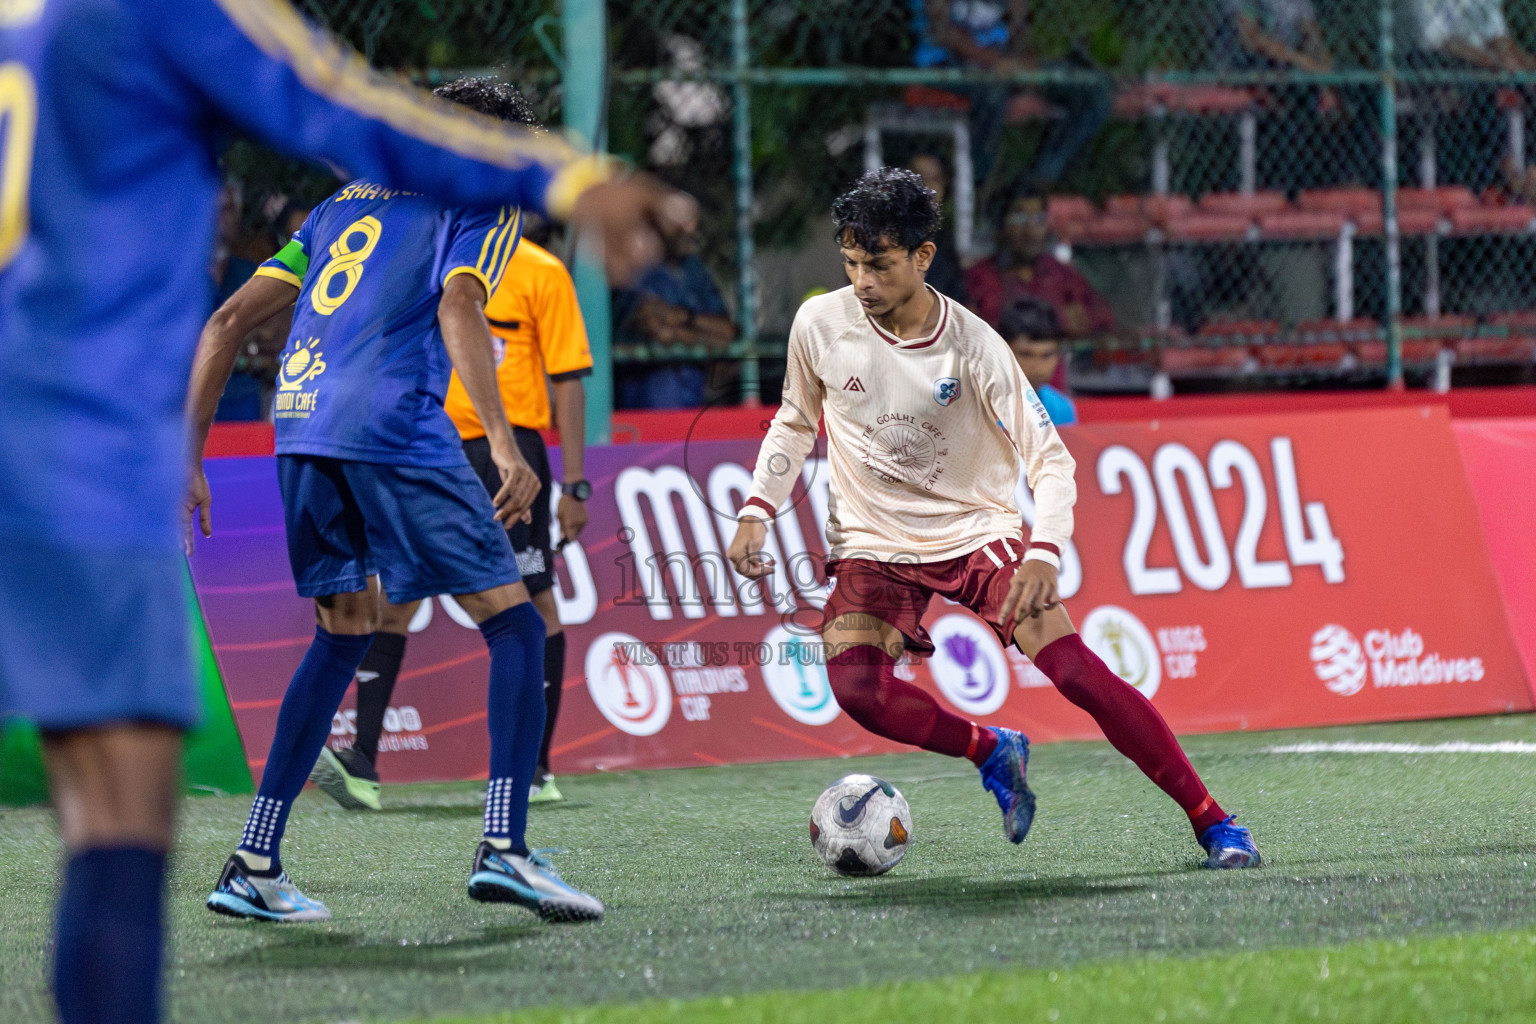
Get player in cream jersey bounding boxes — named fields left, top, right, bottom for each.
left=728, top=169, right=1260, bottom=870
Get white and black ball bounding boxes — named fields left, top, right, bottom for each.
left=809, top=774, right=913, bottom=876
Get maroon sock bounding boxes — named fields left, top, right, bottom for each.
left=1033, top=634, right=1227, bottom=836
left=826, top=646, right=986, bottom=763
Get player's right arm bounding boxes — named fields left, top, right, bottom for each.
left=183, top=273, right=301, bottom=546
left=728, top=315, right=825, bottom=579
left=137, top=0, right=687, bottom=281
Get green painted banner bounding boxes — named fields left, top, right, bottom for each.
left=0, top=562, right=253, bottom=806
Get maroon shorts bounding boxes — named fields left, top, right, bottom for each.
left=824, top=538, right=1027, bottom=656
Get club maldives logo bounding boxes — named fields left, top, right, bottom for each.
left=1311, top=624, right=1484, bottom=696
left=929, top=614, right=1009, bottom=715
left=1310, top=624, right=1367, bottom=697
left=585, top=631, right=672, bottom=736
left=761, top=625, right=841, bottom=726
left=1081, top=605, right=1161, bottom=699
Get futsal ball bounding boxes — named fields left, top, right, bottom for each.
left=809, top=774, right=913, bottom=876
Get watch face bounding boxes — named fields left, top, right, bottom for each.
left=566, top=480, right=592, bottom=501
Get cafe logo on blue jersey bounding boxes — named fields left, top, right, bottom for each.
left=275, top=337, right=326, bottom=418
left=933, top=377, right=960, bottom=406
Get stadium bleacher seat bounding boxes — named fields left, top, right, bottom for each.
left=1257, top=209, right=1348, bottom=241
left=1163, top=210, right=1252, bottom=242
left=1449, top=204, right=1536, bottom=235
left=1197, top=191, right=1288, bottom=218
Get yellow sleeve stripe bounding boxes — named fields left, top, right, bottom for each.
left=444, top=265, right=492, bottom=297
left=486, top=208, right=521, bottom=290
left=254, top=265, right=303, bottom=288
left=213, top=0, right=586, bottom=177
left=474, top=207, right=508, bottom=281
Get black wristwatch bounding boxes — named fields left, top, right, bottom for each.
left=562, top=479, right=592, bottom=502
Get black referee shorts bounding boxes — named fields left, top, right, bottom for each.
left=461, top=427, right=555, bottom=596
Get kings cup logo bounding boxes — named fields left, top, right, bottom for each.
left=929, top=614, right=1009, bottom=715
left=1081, top=606, right=1162, bottom=699
left=585, top=632, right=673, bottom=736
left=933, top=377, right=961, bottom=406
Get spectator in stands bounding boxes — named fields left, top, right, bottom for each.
left=999, top=297, right=1076, bottom=425
left=909, top=0, right=1110, bottom=194
left=1210, top=0, right=1376, bottom=191
left=965, top=190, right=1115, bottom=347
left=613, top=207, right=737, bottom=409
left=908, top=152, right=968, bottom=303
left=1404, top=0, right=1534, bottom=191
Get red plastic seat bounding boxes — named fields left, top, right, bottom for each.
left=1114, top=83, right=1255, bottom=118
left=1449, top=204, right=1536, bottom=234
left=1354, top=206, right=1441, bottom=235
left=1297, top=188, right=1381, bottom=216
left=1071, top=213, right=1152, bottom=246
left=1256, top=341, right=1348, bottom=369
left=1398, top=186, right=1478, bottom=213
left=1487, top=311, right=1536, bottom=334
left=1455, top=337, right=1536, bottom=364
left=1158, top=345, right=1252, bottom=373
left=1004, top=93, right=1058, bottom=122
left=902, top=85, right=970, bottom=112
left=1105, top=193, right=1193, bottom=224
left=1164, top=212, right=1253, bottom=241
left=1258, top=210, right=1348, bottom=240
left=1198, top=191, right=1289, bottom=218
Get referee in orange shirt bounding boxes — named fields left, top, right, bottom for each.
left=312, top=221, right=593, bottom=809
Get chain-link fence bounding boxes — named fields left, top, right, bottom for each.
left=219, top=1, right=1536, bottom=414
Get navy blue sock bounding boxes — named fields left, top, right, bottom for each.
left=480, top=603, right=545, bottom=854
left=238, top=626, right=372, bottom=869
left=54, top=847, right=166, bottom=1024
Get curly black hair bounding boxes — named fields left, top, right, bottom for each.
left=997, top=297, right=1062, bottom=342
left=432, top=78, right=543, bottom=131
left=831, top=167, right=942, bottom=255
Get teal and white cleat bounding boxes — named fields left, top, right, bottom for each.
left=309, top=745, right=382, bottom=811
left=1198, top=816, right=1263, bottom=869
left=529, top=774, right=565, bottom=804
left=206, top=855, right=331, bottom=922
left=468, top=844, right=603, bottom=921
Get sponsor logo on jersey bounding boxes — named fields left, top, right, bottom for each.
left=275, top=337, right=326, bottom=419
left=761, top=625, right=841, bottom=725
left=844, top=376, right=866, bottom=392
left=930, top=613, right=1009, bottom=715
left=585, top=631, right=673, bottom=736
left=1024, top=387, right=1050, bottom=428
left=858, top=414, right=949, bottom=490
left=1082, top=605, right=1162, bottom=699
left=1312, top=625, right=1484, bottom=695
left=933, top=377, right=961, bottom=406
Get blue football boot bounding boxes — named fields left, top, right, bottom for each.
left=1198, top=816, right=1262, bottom=869
left=978, top=727, right=1037, bottom=844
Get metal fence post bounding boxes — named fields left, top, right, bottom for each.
left=563, top=0, right=613, bottom=442
left=731, top=0, right=760, bottom=405
left=1379, top=0, right=1404, bottom=389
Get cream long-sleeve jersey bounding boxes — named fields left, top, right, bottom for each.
left=743, top=286, right=1077, bottom=563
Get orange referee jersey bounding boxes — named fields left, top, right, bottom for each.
left=444, top=240, right=593, bottom=436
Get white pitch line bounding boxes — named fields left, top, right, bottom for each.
left=1265, top=741, right=1536, bottom=755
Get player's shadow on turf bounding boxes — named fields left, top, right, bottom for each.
left=795, top=874, right=1157, bottom=909
left=207, top=925, right=546, bottom=971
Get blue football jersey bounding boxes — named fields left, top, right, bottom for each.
left=0, top=0, right=607, bottom=553
left=260, top=183, right=521, bottom=465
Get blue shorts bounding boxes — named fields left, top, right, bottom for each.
left=277, top=455, right=519, bottom=604
left=0, top=540, right=200, bottom=731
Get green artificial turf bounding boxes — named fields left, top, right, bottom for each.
left=450, top=927, right=1536, bottom=1024
left=3, top=714, right=1536, bottom=1023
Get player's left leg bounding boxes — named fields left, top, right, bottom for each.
left=527, top=586, right=566, bottom=804
left=451, top=583, right=602, bottom=921
left=1010, top=605, right=1260, bottom=869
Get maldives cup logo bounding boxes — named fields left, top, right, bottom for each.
left=1310, top=624, right=1367, bottom=697
left=585, top=632, right=672, bottom=736
left=761, top=626, right=841, bottom=726
left=929, top=614, right=1009, bottom=715
left=933, top=377, right=961, bottom=407
left=1081, top=606, right=1161, bottom=700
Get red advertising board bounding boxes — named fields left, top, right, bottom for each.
left=192, top=405, right=1530, bottom=781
